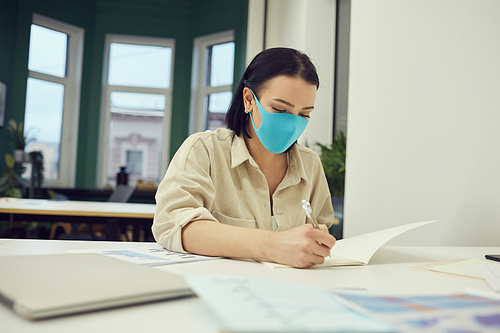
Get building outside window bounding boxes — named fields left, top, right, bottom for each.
left=99, top=35, right=174, bottom=187
left=23, top=14, right=84, bottom=187
left=190, top=31, right=235, bottom=133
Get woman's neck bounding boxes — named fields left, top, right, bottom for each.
left=244, top=124, right=288, bottom=200
left=244, top=123, right=285, bottom=168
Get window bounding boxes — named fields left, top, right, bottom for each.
left=126, top=151, right=143, bottom=176
left=99, top=35, right=174, bottom=187
left=23, top=14, right=84, bottom=187
left=190, top=31, right=235, bottom=133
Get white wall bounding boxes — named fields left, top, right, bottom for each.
left=344, top=0, right=500, bottom=245
left=246, top=0, right=266, bottom=63
left=246, top=0, right=336, bottom=147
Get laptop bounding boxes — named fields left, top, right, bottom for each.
left=0, top=253, right=193, bottom=320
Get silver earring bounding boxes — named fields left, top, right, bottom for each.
left=244, top=105, right=251, bottom=114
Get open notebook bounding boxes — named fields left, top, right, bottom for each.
left=262, top=220, right=436, bottom=268
left=0, top=253, right=193, bottom=320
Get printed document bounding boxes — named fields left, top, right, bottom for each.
left=333, top=289, right=500, bottom=333
left=476, top=265, right=500, bottom=292
left=185, top=274, right=395, bottom=332
left=68, top=245, right=220, bottom=266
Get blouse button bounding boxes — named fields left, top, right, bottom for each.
left=276, top=209, right=282, bottom=215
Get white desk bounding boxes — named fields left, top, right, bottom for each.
left=1, top=239, right=499, bottom=333
left=0, top=198, right=156, bottom=241
left=0, top=198, right=155, bottom=219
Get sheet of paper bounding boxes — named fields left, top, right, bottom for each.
left=68, top=245, right=220, bottom=266
left=184, top=274, right=394, bottom=333
left=326, top=220, right=436, bottom=265
left=476, top=265, right=500, bottom=292
left=429, top=258, right=495, bottom=279
left=333, top=289, right=500, bottom=333
left=406, top=260, right=481, bottom=281
left=263, top=220, right=436, bottom=268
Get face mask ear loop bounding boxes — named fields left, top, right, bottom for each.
left=248, top=89, right=262, bottom=130
left=249, top=89, right=262, bottom=112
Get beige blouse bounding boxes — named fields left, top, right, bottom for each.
left=152, top=128, right=334, bottom=253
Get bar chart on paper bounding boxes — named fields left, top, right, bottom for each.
left=68, top=246, right=220, bottom=266
left=185, top=274, right=394, bottom=332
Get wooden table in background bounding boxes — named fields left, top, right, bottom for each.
left=0, top=198, right=155, bottom=241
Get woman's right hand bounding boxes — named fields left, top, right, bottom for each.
left=265, top=224, right=336, bottom=268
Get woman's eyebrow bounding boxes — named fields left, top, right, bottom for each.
left=272, top=98, right=315, bottom=110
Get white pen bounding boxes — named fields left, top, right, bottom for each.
left=302, top=199, right=331, bottom=257
left=301, top=199, right=319, bottom=229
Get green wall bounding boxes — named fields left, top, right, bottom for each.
left=190, top=0, right=249, bottom=91
left=0, top=0, right=248, bottom=188
left=0, top=0, right=20, bottom=169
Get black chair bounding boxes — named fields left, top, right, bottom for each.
left=105, top=185, right=136, bottom=241
left=107, top=184, right=136, bottom=203
left=0, top=227, right=27, bottom=239
left=48, top=190, right=95, bottom=240
left=53, top=185, right=137, bottom=241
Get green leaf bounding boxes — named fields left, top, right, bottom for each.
left=316, top=131, right=347, bottom=197
left=5, top=153, right=14, bottom=168
left=7, top=188, right=22, bottom=198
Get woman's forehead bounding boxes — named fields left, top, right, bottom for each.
left=259, top=75, right=317, bottom=105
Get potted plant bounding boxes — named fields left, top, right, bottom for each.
left=0, top=153, right=25, bottom=198
left=316, top=131, right=346, bottom=197
left=6, top=119, right=31, bottom=162
left=316, top=131, right=347, bottom=239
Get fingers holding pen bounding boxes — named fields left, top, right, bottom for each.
left=318, top=223, right=332, bottom=235
left=268, top=224, right=335, bottom=268
left=307, top=223, right=336, bottom=249
left=297, top=226, right=335, bottom=267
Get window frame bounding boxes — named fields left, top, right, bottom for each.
left=27, top=13, right=84, bottom=188
left=98, top=34, right=175, bottom=188
left=189, top=30, right=234, bottom=134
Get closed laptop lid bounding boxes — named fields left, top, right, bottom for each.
left=0, top=253, right=192, bottom=320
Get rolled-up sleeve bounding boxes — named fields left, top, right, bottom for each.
left=152, top=136, right=218, bottom=253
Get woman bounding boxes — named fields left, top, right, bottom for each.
left=153, top=47, right=336, bottom=268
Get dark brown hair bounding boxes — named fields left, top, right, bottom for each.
left=225, top=47, right=319, bottom=137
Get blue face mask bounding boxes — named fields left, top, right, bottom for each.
left=249, top=89, right=308, bottom=154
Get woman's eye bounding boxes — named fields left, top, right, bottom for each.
left=272, top=107, right=286, bottom=113
left=271, top=106, right=310, bottom=119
